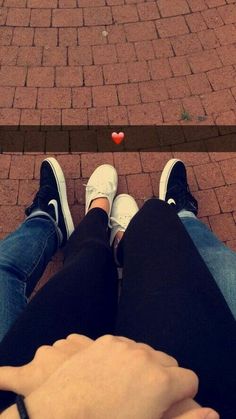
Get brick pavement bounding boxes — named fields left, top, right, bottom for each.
left=1, top=0, right=236, bottom=124
left=1, top=1, right=236, bottom=291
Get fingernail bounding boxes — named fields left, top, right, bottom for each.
left=205, top=410, right=219, bottom=419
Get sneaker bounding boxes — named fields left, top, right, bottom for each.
left=25, top=157, right=74, bottom=247
left=84, top=164, right=118, bottom=221
left=159, top=158, right=198, bottom=215
left=110, top=194, right=139, bottom=246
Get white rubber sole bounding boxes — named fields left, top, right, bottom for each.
left=159, top=159, right=183, bottom=201
left=43, top=157, right=74, bottom=239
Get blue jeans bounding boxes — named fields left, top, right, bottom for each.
left=0, top=216, right=59, bottom=342
left=179, top=210, right=236, bottom=320
left=0, top=210, right=235, bottom=343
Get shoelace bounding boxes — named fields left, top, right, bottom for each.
left=83, top=180, right=116, bottom=196
left=168, top=182, right=197, bottom=210
left=110, top=214, right=131, bottom=229
left=26, top=185, right=53, bottom=214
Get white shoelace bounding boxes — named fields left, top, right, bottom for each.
left=110, top=214, right=131, bottom=230
left=84, top=180, right=115, bottom=197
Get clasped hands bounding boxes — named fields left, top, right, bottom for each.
left=0, top=334, right=219, bottom=419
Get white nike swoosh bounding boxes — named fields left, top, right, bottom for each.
left=167, top=198, right=176, bottom=205
left=48, top=199, right=59, bottom=224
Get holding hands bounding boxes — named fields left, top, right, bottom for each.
left=0, top=334, right=219, bottom=419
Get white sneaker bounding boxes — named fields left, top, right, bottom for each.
left=84, top=164, right=118, bottom=220
left=110, top=194, right=139, bottom=246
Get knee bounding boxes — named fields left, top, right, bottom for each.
left=142, top=198, right=169, bottom=214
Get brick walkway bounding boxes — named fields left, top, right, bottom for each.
left=1, top=0, right=236, bottom=124
left=1, top=1, right=236, bottom=290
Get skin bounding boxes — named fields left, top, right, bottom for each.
left=90, top=197, right=124, bottom=251
left=0, top=334, right=219, bottom=419
left=89, top=197, right=110, bottom=215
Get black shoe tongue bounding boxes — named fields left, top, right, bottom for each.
left=26, top=185, right=57, bottom=220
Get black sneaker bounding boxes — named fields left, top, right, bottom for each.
left=159, top=159, right=198, bottom=215
left=25, top=157, right=74, bottom=247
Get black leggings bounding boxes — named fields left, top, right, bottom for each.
left=0, top=200, right=235, bottom=417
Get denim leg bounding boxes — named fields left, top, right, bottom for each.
left=0, top=216, right=59, bottom=341
left=179, top=210, right=236, bottom=320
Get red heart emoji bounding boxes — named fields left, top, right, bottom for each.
left=111, top=132, right=125, bottom=145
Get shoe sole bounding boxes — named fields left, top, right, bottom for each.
left=159, top=158, right=183, bottom=201
left=43, top=157, right=74, bottom=239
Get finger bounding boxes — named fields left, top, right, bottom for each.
left=135, top=344, right=178, bottom=367
left=115, top=336, right=178, bottom=367
left=0, top=366, right=24, bottom=393
left=163, top=398, right=201, bottom=418
left=53, top=335, right=93, bottom=355
left=53, top=339, right=75, bottom=352
left=66, top=334, right=93, bottom=347
left=112, top=335, right=136, bottom=344
left=163, top=367, right=199, bottom=408
left=111, top=336, right=178, bottom=368
left=150, top=349, right=178, bottom=367
left=174, top=407, right=219, bottom=419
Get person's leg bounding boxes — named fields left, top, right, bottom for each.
left=116, top=199, right=236, bottom=418
left=0, top=165, right=119, bottom=411
left=0, top=157, right=75, bottom=342
left=0, top=216, right=58, bottom=342
left=115, top=159, right=236, bottom=418
left=179, top=210, right=236, bottom=319
left=159, top=158, right=236, bottom=319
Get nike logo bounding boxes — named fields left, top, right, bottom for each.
left=48, top=199, right=59, bottom=224
left=167, top=198, right=176, bottom=206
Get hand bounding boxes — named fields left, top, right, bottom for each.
left=1, top=335, right=218, bottom=419
left=0, top=334, right=93, bottom=396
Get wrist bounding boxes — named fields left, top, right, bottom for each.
left=0, top=404, right=18, bottom=419
left=26, top=384, right=82, bottom=419
left=25, top=388, right=58, bottom=419
left=0, top=389, right=55, bottom=419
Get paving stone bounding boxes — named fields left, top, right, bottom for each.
left=127, top=173, right=152, bottom=200
left=113, top=152, right=141, bottom=175
left=194, top=189, right=220, bottom=217
left=220, top=158, right=236, bottom=184
left=215, top=184, right=236, bottom=212
left=0, top=180, right=19, bottom=205
left=81, top=153, right=114, bottom=177
left=209, top=213, right=236, bottom=241
left=193, top=162, right=225, bottom=189
left=9, top=155, right=35, bottom=179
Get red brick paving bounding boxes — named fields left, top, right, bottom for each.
left=0, top=0, right=236, bottom=123
left=1, top=1, right=236, bottom=292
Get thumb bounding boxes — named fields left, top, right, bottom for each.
left=174, top=407, right=219, bottom=419
left=0, top=366, right=27, bottom=394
